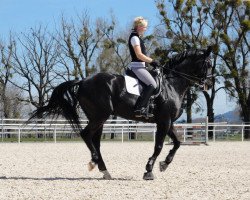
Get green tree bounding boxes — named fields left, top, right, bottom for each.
left=204, top=0, right=250, bottom=138
left=214, top=0, right=250, bottom=138
left=156, top=1, right=250, bottom=137
left=156, top=0, right=212, bottom=122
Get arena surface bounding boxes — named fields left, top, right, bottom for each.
left=0, top=142, right=249, bottom=200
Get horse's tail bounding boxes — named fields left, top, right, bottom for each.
left=28, top=80, right=82, bottom=132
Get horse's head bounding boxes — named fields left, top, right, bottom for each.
left=189, top=46, right=213, bottom=91
left=165, top=46, right=213, bottom=91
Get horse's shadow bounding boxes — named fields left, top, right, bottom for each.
left=0, top=176, right=135, bottom=181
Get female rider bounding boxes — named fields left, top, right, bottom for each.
left=128, top=16, right=159, bottom=117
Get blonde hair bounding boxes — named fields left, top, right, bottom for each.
left=133, top=16, right=148, bottom=28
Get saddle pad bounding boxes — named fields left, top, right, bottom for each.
left=124, top=75, right=140, bottom=96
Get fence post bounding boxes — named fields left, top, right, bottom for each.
left=1, top=118, right=3, bottom=142
left=136, top=127, right=138, bottom=140
left=128, top=129, right=130, bottom=141
left=122, top=126, right=124, bottom=143
left=44, top=126, right=46, bottom=141
left=205, top=116, right=208, bottom=144
left=213, top=125, right=216, bottom=142
left=183, top=128, right=186, bottom=142
left=18, top=126, right=21, bottom=144
left=54, top=126, right=57, bottom=143
left=241, top=124, right=244, bottom=142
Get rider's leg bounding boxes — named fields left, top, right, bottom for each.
left=134, top=84, right=155, bottom=115
left=131, top=67, right=157, bottom=88
left=131, top=67, right=157, bottom=117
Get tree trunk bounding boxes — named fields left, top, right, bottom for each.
left=237, top=91, right=250, bottom=139
left=245, top=94, right=250, bottom=139
left=241, top=102, right=250, bottom=139
left=203, top=91, right=215, bottom=139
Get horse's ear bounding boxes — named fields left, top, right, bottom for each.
left=204, top=46, right=212, bottom=57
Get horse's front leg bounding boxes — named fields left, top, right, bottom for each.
left=159, top=126, right=180, bottom=172
left=143, top=123, right=169, bottom=180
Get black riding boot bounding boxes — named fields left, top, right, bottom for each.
left=134, top=84, right=155, bottom=117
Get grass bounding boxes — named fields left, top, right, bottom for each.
left=0, top=133, right=165, bottom=143
left=0, top=132, right=247, bottom=143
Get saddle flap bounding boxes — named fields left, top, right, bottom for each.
left=124, top=75, right=141, bottom=96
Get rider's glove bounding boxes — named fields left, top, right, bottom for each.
left=150, top=61, right=160, bottom=69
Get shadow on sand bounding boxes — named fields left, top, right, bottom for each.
left=0, top=176, right=135, bottom=181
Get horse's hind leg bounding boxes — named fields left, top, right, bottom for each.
left=92, top=125, right=112, bottom=179
left=159, top=126, right=180, bottom=172
left=79, top=122, right=102, bottom=171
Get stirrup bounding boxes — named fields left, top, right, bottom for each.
left=134, top=109, right=143, bottom=117
left=134, top=107, right=153, bottom=118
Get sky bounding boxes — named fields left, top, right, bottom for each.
left=0, top=0, right=236, bottom=117
left=0, top=0, right=160, bottom=37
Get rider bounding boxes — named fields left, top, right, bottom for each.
left=128, top=16, right=159, bottom=117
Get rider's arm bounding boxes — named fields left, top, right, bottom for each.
left=133, top=45, right=153, bottom=63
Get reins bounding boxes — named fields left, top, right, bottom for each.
left=158, top=58, right=211, bottom=88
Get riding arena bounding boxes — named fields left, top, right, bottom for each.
left=0, top=118, right=250, bottom=200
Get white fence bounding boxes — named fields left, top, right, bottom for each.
left=0, top=118, right=250, bottom=143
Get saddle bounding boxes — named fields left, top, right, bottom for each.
left=121, top=68, right=162, bottom=118
left=125, top=69, right=161, bottom=96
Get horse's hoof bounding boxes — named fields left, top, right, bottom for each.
left=143, top=172, right=154, bottom=180
left=159, top=161, right=168, bottom=172
left=88, top=161, right=96, bottom=171
left=101, top=170, right=112, bottom=180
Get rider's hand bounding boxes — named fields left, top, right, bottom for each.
left=150, top=61, right=160, bottom=69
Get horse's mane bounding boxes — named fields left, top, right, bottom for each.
left=165, top=49, right=204, bottom=69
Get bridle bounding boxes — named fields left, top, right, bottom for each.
left=160, top=57, right=212, bottom=89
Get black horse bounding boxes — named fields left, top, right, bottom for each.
left=29, top=46, right=212, bottom=180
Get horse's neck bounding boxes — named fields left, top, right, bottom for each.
left=166, top=76, right=190, bottom=101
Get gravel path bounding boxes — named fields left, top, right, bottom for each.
left=0, top=142, right=249, bottom=200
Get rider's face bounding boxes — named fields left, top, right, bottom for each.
left=137, top=25, right=147, bottom=36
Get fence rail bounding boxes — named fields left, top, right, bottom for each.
left=1, top=118, right=250, bottom=143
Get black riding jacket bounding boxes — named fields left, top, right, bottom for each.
left=128, top=30, right=146, bottom=62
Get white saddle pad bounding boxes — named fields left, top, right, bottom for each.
left=124, top=75, right=141, bottom=96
